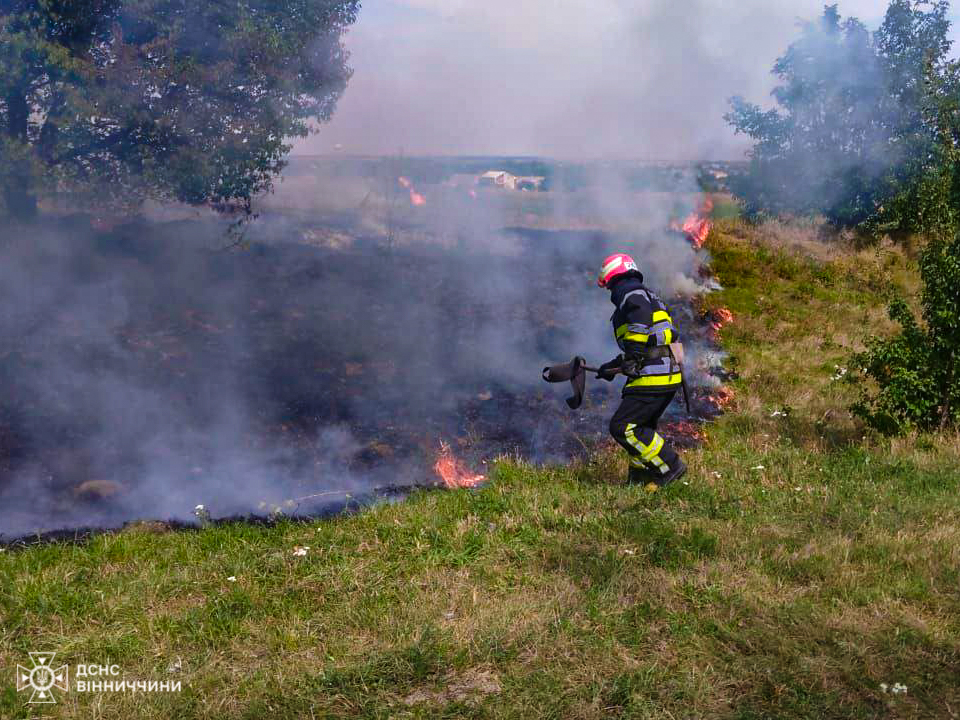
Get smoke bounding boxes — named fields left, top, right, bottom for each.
left=0, top=0, right=749, bottom=540
left=299, top=0, right=943, bottom=159
left=0, top=161, right=718, bottom=539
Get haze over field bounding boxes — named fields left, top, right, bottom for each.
left=296, top=0, right=960, bottom=160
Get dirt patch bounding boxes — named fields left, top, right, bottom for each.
left=402, top=667, right=502, bottom=707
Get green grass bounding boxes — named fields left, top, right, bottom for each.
left=2, top=219, right=959, bottom=718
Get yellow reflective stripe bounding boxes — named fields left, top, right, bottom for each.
left=626, top=372, right=683, bottom=388
left=624, top=424, right=650, bottom=456
left=617, top=326, right=650, bottom=343
left=652, top=310, right=672, bottom=324
left=645, top=434, right=669, bottom=473
left=644, top=434, right=663, bottom=460
left=663, top=328, right=673, bottom=344
left=617, top=324, right=650, bottom=343
left=626, top=426, right=659, bottom=458
left=624, top=427, right=670, bottom=474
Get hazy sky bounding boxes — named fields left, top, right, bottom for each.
left=294, top=1, right=960, bottom=160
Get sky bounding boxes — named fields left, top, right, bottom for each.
left=294, top=1, right=960, bottom=161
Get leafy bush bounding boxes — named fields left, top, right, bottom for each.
left=853, top=80, right=960, bottom=433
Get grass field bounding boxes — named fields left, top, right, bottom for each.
left=2, top=218, right=959, bottom=719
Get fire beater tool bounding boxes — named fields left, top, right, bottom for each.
left=543, top=348, right=692, bottom=413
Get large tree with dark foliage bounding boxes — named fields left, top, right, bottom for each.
left=0, top=0, right=360, bottom=218
left=725, top=1, right=954, bottom=235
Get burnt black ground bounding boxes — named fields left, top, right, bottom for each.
left=0, top=213, right=719, bottom=538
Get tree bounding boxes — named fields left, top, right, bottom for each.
left=0, top=0, right=360, bottom=219
left=725, top=2, right=954, bottom=234
left=853, top=61, right=960, bottom=432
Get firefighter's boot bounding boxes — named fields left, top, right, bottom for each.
left=627, top=461, right=657, bottom=487
left=651, top=456, right=687, bottom=490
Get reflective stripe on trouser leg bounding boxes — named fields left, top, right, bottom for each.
left=624, top=424, right=670, bottom=475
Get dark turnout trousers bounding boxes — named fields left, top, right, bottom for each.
left=609, top=391, right=682, bottom=479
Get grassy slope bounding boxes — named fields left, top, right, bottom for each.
left=2, top=220, right=959, bottom=719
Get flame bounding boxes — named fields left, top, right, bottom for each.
left=398, top=176, right=427, bottom=207
left=671, top=197, right=713, bottom=249
left=708, top=306, right=733, bottom=343
left=434, top=443, right=485, bottom=489
left=713, top=307, right=734, bottom=326
left=707, top=386, right=735, bottom=412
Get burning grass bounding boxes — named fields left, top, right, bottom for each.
left=2, top=215, right=959, bottom=719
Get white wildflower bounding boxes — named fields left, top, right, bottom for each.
left=880, top=683, right=888, bottom=693
left=751, top=465, right=765, bottom=471
left=892, top=683, right=907, bottom=695
left=227, top=576, right=237, bottom=582
left=292, top=546, right=310, bottom=557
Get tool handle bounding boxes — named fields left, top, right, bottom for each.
left=582, top=365, right=621, bottom=376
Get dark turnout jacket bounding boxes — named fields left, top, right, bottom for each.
left=609, top=275, right=683, bottom=395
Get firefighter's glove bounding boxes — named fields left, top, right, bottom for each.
left=597, top=356, right=623, bottom=382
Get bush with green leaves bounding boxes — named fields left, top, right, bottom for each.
left=853, top=82, right=960, bottom=433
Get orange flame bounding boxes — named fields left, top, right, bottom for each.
left=708, top=306, right=733, bottom=343
left=398, top=176, right=427, bottom=207
left=713, top=307, right=734, bottom=326
left=671, top=197, right=713, bottom=248
left=707, top=386, right=735, bottom=412
left=434, top=443, right=485, bottom=489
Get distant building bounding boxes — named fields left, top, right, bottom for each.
left=474, top=171, right=545, bottom=192
left=478, top=171, right=517, bottom=190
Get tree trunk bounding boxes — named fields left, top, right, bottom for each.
left=3, top=89, right=38, bottom=220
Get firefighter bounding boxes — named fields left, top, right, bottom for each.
left=596, top=253, right=687, bottom=490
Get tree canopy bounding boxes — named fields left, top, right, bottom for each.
left=0, top=0, right=360, bottom=218
left=725, top=1, right=956, bottom=235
